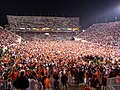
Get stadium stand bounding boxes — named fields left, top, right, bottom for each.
left=7, top=15, right=79, bottom=31
left=77, top=21, right=120, bottom=47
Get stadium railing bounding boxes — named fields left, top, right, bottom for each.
left=106, top=77, right=120, bottom=90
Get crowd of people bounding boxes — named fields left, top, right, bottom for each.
left=0, top=23, right=120, bottom=90
left=77, top=21, right=120, bottom=47
left=7, top=15, right=79, bottom=31
left=0, top=29, right=19, bottom=46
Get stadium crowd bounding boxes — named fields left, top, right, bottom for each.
left=0, top=29, right=19, bottom=46
left=8, top=16, right=79, bottom=30
left=77, top=22, right=120, bottom=46
left=0, top=24, right=120, bottom=90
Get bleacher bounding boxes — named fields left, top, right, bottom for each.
left=77, top=21, right=120, bottom=46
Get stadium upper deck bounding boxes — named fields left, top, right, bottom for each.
left=7, top=15, right=80, bottom=32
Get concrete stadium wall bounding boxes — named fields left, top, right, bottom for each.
left=15, top=31, right=77, bottom=40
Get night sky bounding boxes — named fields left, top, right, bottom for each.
left=0, top=0, right=120, bottom=29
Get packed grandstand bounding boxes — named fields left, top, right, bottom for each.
left=7, top=15, right=79, bottom=31
left=0, top=16, right=120, bottom=90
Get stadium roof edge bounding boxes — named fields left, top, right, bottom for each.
left=6, top=15, right=79, bottom=18
left=93, top=21, right=120, bottom=25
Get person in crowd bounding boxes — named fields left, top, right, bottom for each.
left=61, top=72, right=68, bottom=90
left=53, top=78, right=59, bottom=90
left=26, top=75, right=40, bottom=90
left=90, top=75, right=99, bottom=90
left=13, top=70, right=29, bottom=90
left=6, top=78, right=12, bottom=90
left=41, top=75, right=46, bottom=90
left=45, top=75, right=51, bottom=90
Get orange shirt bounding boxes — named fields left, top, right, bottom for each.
left=95, top=71, right=100, bottom=81
left=8, top=71, right=18, bottom=81
left=45, top=78, right=50, bottom=89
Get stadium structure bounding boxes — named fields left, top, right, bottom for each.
left=7, top=15, right=80, bottom=40
left=7, top=15, right=79, bottom=31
